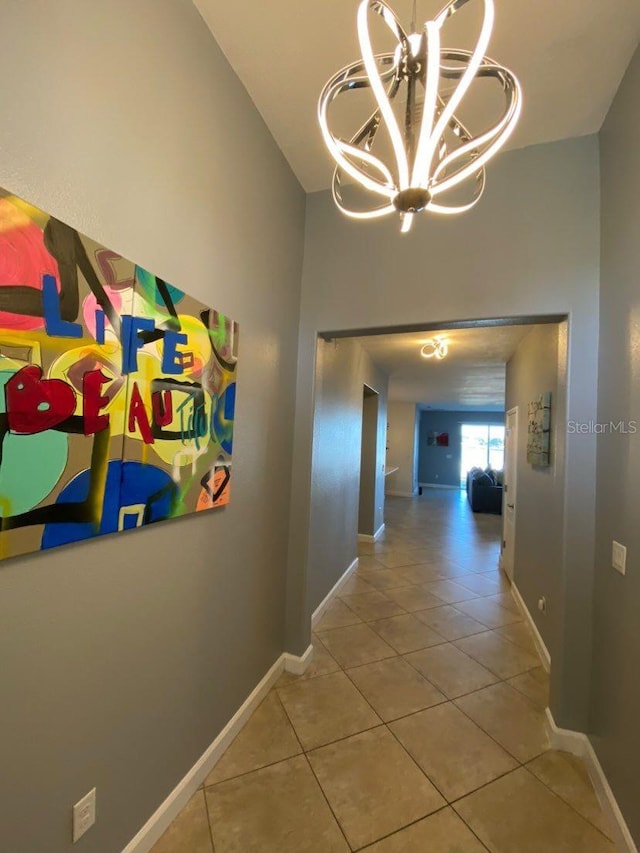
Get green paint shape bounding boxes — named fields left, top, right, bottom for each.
left=0, top=370, right=69, bottom=517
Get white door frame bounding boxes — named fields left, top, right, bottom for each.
left=502, top=406, right=518, bottom=580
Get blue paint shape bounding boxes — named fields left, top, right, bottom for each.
left=121, top=315, right=155, bottom=374
left=161, top=331, right=188, bottom=375
left=41, top=460, right=176, bottom=549
left=95, top=309, right=106, bottom=344
left=212, top=383, right=236, bottom=455
left=42, top=275, right=82, bottom=338
left=224, top=383, right=236, bottom=420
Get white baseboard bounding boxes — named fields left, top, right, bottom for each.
left=123, top=644, right=312, bottom=853
left=545, top=709, right=637, bottom=853
left=311, top=557, right=359, bottom=629
left=283, top=643, right=314, bottom=675
left=357, top=523, right=385, bottom=543
left=385, top=490, right=417, bottom=498
left=510, top=581, right=551, bottom=673
left=419, top=483, right=461, bottom=490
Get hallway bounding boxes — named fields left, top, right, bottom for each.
left=152, top=492, right=614, bottom=852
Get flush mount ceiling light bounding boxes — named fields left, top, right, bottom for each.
left=318, top=0, right=522, bottom=233
left=421, top=336, right=449, bottom=359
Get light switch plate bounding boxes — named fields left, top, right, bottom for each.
left=612, top=541, right=627, bottom=576
left=73, top=788, right=96, bottom=842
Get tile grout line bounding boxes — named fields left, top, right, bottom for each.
left=273, top=690, right=355, bottom=851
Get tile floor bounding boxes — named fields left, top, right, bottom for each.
left=151, top=491, right=615, bottom=852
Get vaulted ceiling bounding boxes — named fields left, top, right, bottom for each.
left=195, top=0, right=640, bottom=192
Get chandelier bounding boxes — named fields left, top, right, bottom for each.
left=421, top=336, right=449, bottom=359
left=318, top=0, right=522, bottom=232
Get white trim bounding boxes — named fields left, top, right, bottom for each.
left=123, top=653, right=288, bottom=853
left=282, top=644, right=314, bottom=675
left=385, top=490, right=416, bottom=498
left=419, top=482, right=461, bottom=490
left=357, top=523, right=385, bottom=543
left=545, top=709, right=638, bottom=853
left=311, top=557, right=359, bottom=629
left=510, top=581, right=551, bottom=673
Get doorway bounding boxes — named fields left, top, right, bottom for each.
left=502, top=406, right=518, bottom=580
left=358, top=385, right=380, bottom=539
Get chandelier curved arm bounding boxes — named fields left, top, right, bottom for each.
left=319, top=54, right=400, bottom=199
left=431, top=60, right=521, bottom=197
left=357, top=1, right=413, bottom=189
left=317, top=0, right=523, bottom=231
left=414, top=0, right=495, bottom=189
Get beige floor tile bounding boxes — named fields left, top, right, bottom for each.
left=377, top=551, right=419, bottom=569
left=346, top=657, right=446, bottom=721
left=391, top=702, right=517, bottom=801
left=356, top=567, right=409, bottom=590
left=495, top=621, right=539, bottom=655
left=484, top=591, right=521, bottom=614
left=507, top=667, right=550, bottom=710
left=364, top=807, right=487, bottom=852
left=150, top=790, right=212, bottom=853
left=399, top=564, right=447, bottom=584
left=277, top=670, right=381, bottom=749
left=206, top=755, right=349, bottom=853
left=340, top=590, right=406, bottom=621
left=337, top=573, right=377, bottom=596
left=415, top=605, right=489, bottom=641
left=314, top=599, right=362, bottom=631
left=454, top=597, right=522, bottom=628
left=455, top=682, right=549, bottom=762
left=308, top=726, right=445, bottom=849
left=477, top=570, right=511, bottom=592
left=317, top=623, right=397, bottom=668
left=421, top=580, right=481, bottom=605
left=454, top=631, right=541, bottom=679
left=205, top=693, right=301, bottom=785
left=404, top=644, right=499, bottom=699
left=528, top=750, right=613, bottom=839
left=369, top=613, right=446, bottom=654
left=381, top=585, right=446, bottom=613
left=454, top=767, right=615, bottom=853
left=452, top=573, right=503, bottom=595
left=356, top=555, right=385, bottom=570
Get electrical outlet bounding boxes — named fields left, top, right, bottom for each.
left=612, top=541, right=627, bottom=576
left=73, top=789, right=96, bottom=843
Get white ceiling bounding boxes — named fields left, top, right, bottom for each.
left=195, top=0, right=640, bottom=192
left=353, top=325, right=535, bottom=410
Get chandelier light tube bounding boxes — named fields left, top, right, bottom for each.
left=318, top=0, right=522, bottom=232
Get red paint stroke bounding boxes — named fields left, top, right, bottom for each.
left=152, top=390, right=172, bottom=428
left=128, top=381, right=154, bottom=444
left=6, top=364, right=76, bottom=435
left=82, top=369, right=111, bottom=435
left=0, top=199, right=61, bottom=331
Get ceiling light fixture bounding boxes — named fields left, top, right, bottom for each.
left=421, top=336, right=449, bottom=359
left=318, top=0, right=522, bottom=233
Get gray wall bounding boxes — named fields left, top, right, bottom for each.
left=592, top=44, right=640, bottom=846
left=307, top=338, right=387, bottom=616
left=418, top=410, right=505, bottom=487
left=289, top=136, right=600, bottom=733
left=385, top=401, right=419, bottom=497
left=0, top=2, right=305, bottom=852
left=505, top=324, right=566, bottom=662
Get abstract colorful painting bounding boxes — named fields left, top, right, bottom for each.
left=0, top=187, right=238, bottom=561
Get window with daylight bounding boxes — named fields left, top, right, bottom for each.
left=460, top=423, right=506, bottom=487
